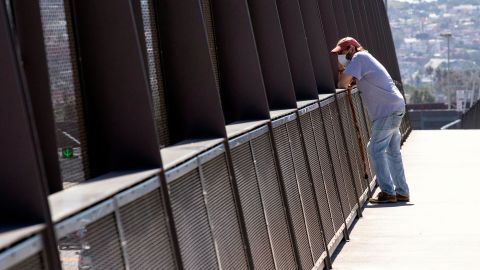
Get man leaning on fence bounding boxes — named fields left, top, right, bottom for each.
left=332, top=37, right=410, bottom=203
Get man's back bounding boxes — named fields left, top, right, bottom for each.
left=345, top=51, right=405, bottom=121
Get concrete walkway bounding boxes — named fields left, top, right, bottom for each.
left=332, top=130, right=480, bottom=270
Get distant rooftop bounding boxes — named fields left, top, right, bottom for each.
left=424, top=58, right=479, bottom=70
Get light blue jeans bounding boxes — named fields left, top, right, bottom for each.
left=367, top=110, right=409, bottom=196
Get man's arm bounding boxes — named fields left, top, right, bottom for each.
left=338, top=71, right=353, bottom=89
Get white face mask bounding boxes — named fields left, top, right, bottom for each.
left=337, top=54, right=350, bottom=66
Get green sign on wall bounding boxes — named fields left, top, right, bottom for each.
left=62, top=147, right=73, bottom=158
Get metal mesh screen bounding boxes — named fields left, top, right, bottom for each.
left=329, top=102, right=358, bottom=214
left=356, top=94, right=376, bottom=180
left=168, top=169, right=219, bottom=270
left=250, top=132, right=297, bottom=270
left=337, top=95, right=365, bottom=198
left=404, top=114, right=411, bottom=136
left=201, top=154, right=249, bottom=270
left=272, top=123, right=313, bottom=270
left=345, top=95, right=368, bottom=196
left=361, top=96, right=373, bottom=134
left=312, top=108, right=345, bottom=236
left=286, top=120, right=326, bottom=261
left=462, top=101, right=480, bottom=128
left=58, top=232, right=81, bottom=268
left=475, top=107, right=478, bottom=127
left=119, top=190, right=176, bottom=269
left=39, top=0, right=89, bottom=189
left=352, top=93, right=374, bottom=182
left=231, top=143, right=275, bottom=269
left=139, top=0, right=170, bottom=148
left=299, top=113, right=335, bottom=245
left=7, top=253, right=46, bottom=270
left=199, top=0, right=220, bottom=89
left=82, top=214, right=126, bottom=269
left=400, top=113, right=406, bottom=137
left=321, top=104, right=352, bottom=215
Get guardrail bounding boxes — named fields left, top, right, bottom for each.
left=1, top=0, right=412, bottom=269
left=0, top=89, right=409, bottom=270
left=0, top=226, right=48, bottom=270
left=440, top=119, right=461, bottom=130
left=461, top=100, right=480, bottom=129
left=394, top=81, right=413, bottom=143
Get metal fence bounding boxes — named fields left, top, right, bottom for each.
left=1, top=90, right=387, bottom=270
left=461, top=100, right=480, bottom=129
left=1, top=0, right=411, bottom=269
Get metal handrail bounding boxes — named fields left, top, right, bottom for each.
left=440, top=119, right=461, bottom=130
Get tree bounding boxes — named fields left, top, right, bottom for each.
left=410, top=90, right=423, bottom=104
left=408, top=87, right=435, bottom=104
left=425, top=66, right=434, bottom=76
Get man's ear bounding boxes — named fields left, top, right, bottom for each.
left=345, top=46, right=354, bottom=58
left=346, top=47, right=353, bottom=59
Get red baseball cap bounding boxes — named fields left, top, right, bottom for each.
left=331, top=37, right=362, bottom=53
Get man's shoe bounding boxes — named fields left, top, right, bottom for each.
left=396, top=193, right=410, bottom=202
left=369, top=192, right=397, bottom=203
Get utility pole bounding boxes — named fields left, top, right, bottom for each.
left=440, top=33, right=452, bottom=109
left=385, top=0, right=388, bottom=16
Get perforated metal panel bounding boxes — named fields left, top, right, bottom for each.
left=399, top=115, right=404, bottom=134
left=139, top=0, right=170, bottom=148
left=337, top=95, right=365, bottom=198
left=119, top=190, right=176, bottom=269
left=250, top=132, right=297, bottom=270
left=321, top=103, right=352, bottom=215
left=356, top=93, right=375, bottom=180
left=329, top=101, right=358, bottom=214
left=168, top=169, right=219, bottom=270
left=231, top=142, right=275, bottom=269
left=462, top=102, right=480, bottom=129
left=199, top=0, right=220, bottom=89
left=6, top=253, right=46, bottom=270
left=299, top=112, right=335, bottom=245
left=272, top=122, right=313, bottom=270
left=201, top=154, right=249, bottom=270
left=82, top=214, right=126, bottom=270
left=350, top=93, right=372, bottom=186
left=39, top=0, right=89, bottom=189
left=351, top=94, right=368, bottom=151
left=286, top=119, right=325, bottom=261
left=362, top=96, right=373, bottom=134
left=311, top=108, right=345, bottom=236
left=344, top=95, right=367, bottom=196
left=352, top=93, right=374, bottom=181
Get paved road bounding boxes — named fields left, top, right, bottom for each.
left=332, top=130, right=480, bottom=270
